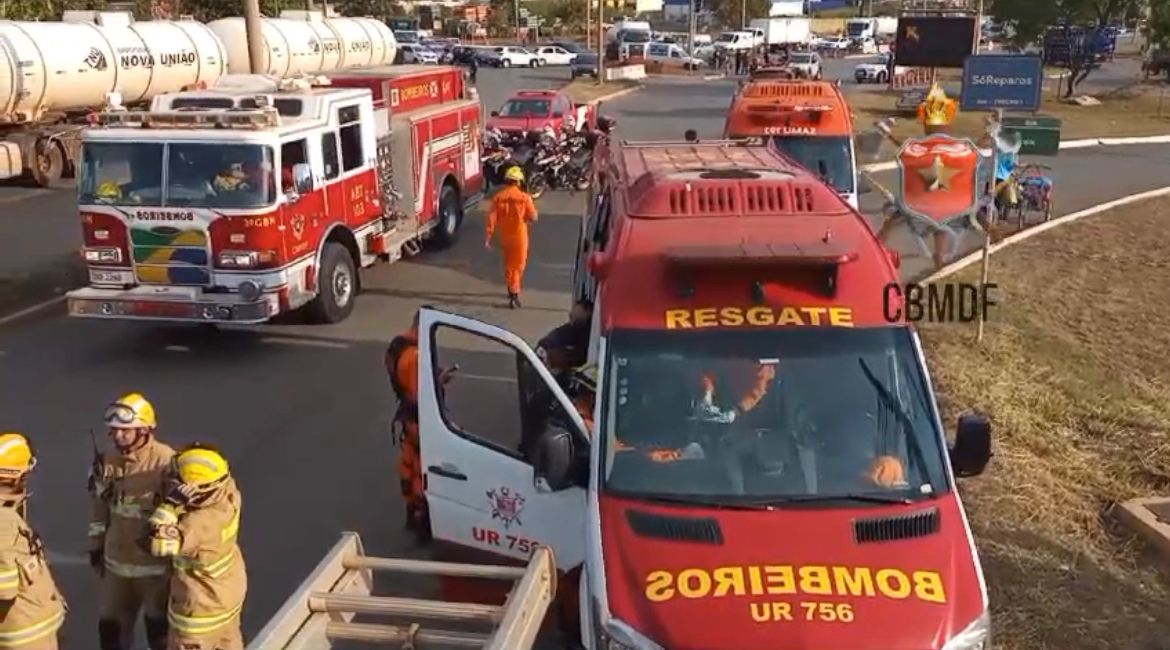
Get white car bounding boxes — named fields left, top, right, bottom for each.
left=490, top=46, right=540, bottom=68
left=854, top=53, right=908, bottom=83
left=786, top=51, right=822, bottom=79
left=532, top=45, right=577, bottom=66
left=713, top=31, right=756, bottom=51
left=820, top=36, right=851, bottom=51
left=400, top=43, right=440, bottom=64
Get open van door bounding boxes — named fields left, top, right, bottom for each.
left=415, top=307, right=588, bottom=570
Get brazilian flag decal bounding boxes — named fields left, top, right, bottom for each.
left=131, top=226, right=211, bottom=285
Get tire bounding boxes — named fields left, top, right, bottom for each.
left=527, top=172, right=547, bottom=200
left=305, top=242, right=357, bottom=324
left=31, top=139, right=64, bottom=188
left=431, top=182, right=463, bottom=249
left=502, top=59, right=512, bottom=68
left=530, top=59, right=540, bottom=68
left=876, top=72, right=887, bottom=84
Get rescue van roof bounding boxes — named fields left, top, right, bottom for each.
left=725, top=80, right=854, bottom=137
left=596, top=140, right=898, bottom=331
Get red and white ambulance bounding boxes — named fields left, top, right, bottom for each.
left=67, top=65, right=482, bottom=324
left=413, top=140, right=994, bottom=649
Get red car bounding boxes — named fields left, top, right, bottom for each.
left=486, top=89, right=595, bottom=142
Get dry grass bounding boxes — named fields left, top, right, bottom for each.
left=919, top=197, right=1170, bottom=649
left=562, top=78, right=641, bottom=105
left=846, top=83, right=1170, bottom=143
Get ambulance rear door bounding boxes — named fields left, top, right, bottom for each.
left=415, top=307, right=588, bottom=570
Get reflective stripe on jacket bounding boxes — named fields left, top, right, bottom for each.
left=89, top=438, right=176, bottom=578
left=0, top=507, right=66, bottom=648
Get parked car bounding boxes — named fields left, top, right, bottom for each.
left=854, top=52, right=907, bottom=83
left=820, top=36, right=851, bottom=51
left=485, top=45, right=541, bottom=68
left=571, top=52, right=600, bottom=79
left=552, top=40, right=590, bottom=55
left=400, top=43, right=440, bottom=64
left=487, top=89, right=596, bottom=141
left=532, top=45, right=578, bottom=65
left=786, top=50, right=822, bottom=79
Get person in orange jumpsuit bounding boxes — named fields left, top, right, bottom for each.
left=385, top=308, right=456, bottom=541
left=485, top=166, right=538, bottom=309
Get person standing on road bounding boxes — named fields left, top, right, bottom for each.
left=485, top=166, right=538, bottom=308
left=146, top=444, right=246, bottom=650
left=89, top=393, right=175, bottom=650
left=386, top=309, right=457, bottom=541
left=469, top=56, right=479, bottom=84
left=0, top=432, right=66, bottom=650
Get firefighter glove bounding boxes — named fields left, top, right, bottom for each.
left=148, top=503, right=179, bottom=528
left=163, top=481, right=197, bottom=508
left=149, top=524, right=182, bottom=557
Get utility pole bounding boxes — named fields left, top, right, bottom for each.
left=740, top=0, right=746, bottom=30
left=688, top=0, right=698, bottom=63
left=974, top=0, right=983, bottom=54
left=586, top=0, right=592, bottom=52
left=243, top=0, right=265, bottom=74
left=597, top=0, right=606, bottom=84
left=514, top=0, right=521, bottom=41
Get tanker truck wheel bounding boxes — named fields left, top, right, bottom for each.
left=31, top=139, right=64, bottom=188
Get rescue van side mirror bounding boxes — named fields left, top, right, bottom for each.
left=587, top=251, right=610, bottom=279
left=532, top=424, right=583, bottom=491
left=950, top=413, right=992, bottom=478
left=552, top=111, right=564, bottom=118
left=292, top=163, right=313, bottom=194
left=490, top=110, right=500, bottom=117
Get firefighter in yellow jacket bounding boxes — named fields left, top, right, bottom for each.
left=89, top=393, right=175, bottom=650
left=0, top=432, right=66, bottom=650
left=146, top=444, right=246, bottom=650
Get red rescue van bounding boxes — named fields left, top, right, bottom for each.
left=414, top=140, right=993, bottom=650
left=724, top=79, right=861, bottom=209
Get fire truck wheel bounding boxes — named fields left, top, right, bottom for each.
left=431, top=183, right=463, bottom=249
left=306, top=242, right=357, bottom=324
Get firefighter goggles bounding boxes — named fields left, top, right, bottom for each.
left=104, top=403, right=143, bottom=427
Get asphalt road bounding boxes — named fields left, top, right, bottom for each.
left=1, top=65, right=1170, bottom=647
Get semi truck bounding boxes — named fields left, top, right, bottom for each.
left=749, top=17, right=812, bottom=46
left=845, top=16, right=898, bottom=43
left=0, top=12, right=397, bottom=187
left=247, top=532, right=556, bottom=649
left=65, top=65, right=481, bottom=325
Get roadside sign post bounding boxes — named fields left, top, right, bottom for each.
left=959, top=55, right=1044, bottom=343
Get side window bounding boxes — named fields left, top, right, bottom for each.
left=337, top=105, right=363, bottom=173
left=433, top=325, right=578, bottom=462
left=279, top=139, right=308, bottom=190
left=321, top=132, right=340, bottom=180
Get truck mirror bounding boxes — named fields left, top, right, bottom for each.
left=552, top=111, right=563, bottom=118
left=950, top=413, right=992, bottom=477
left=292, top=163, right=313, bottom=194
left=587, top=251, right=610, bottom=279
left=490, top=110, right=500, bottom=117
left=532, top=424, right=580, bottom=491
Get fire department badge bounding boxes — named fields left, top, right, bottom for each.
left=290, top=214, right=305, bottom=240
left=895, top=134, right=982, bottom=224
left=486, top=486, right=525, bottom=529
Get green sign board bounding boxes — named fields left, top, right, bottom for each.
left=1000, top=115, right=1062, bottom=156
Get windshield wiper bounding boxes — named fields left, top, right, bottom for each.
left=630, top=492, right=776, bottom=510
left=858, top=358, right=931, bottom=484
left=740, top=492, right=914, bottom=505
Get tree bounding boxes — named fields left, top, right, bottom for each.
left=707, top=0, right=768, bottom=30
left=989, top=0, right=1144, bottom=97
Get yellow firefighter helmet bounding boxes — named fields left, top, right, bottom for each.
left=104, top=393, right=157, bottom=429
left=175, top=444, right=230, bottom=486
left=97, top=182, right=122, bottom=199
left=0, top=433, right=35, bottom=479
left=504, top=165, right=525, bottom=183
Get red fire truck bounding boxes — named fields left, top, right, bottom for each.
left=409, top=140, right=994, bottom=649
left=67, top=65, right=482, bottom=324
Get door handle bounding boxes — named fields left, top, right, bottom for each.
left=428, top=464, right=467, bottom=481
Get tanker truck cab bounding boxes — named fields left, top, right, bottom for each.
left=724, top=80, right=860, bottom=209
left=413, top=140, right=994, bottom=650
left=67, top=68, right=482, bottom=325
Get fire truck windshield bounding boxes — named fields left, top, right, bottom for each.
left=79, top=141, right=277, bottom=209
left=598, top=327, right=947, bottom=506
left=769, top=136, right=855, bottom=194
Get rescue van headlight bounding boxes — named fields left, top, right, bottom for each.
left=941, top=610, right=990, bottom=650
left=83, top=247, right=122, bottom=264
left=218, top=250, right=276, bottom=269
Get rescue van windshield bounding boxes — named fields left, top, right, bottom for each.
left=599, top=326, right=947, bottom=505
left=79, top=141, right=276, bottom=209
left=768, top=136, right=854, bottom=194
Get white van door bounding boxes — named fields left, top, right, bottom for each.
left=416, top=307, right=588, bottom=570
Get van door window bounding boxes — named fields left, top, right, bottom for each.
left=337, top=105, right=364, bottom=173
left=321, top=132, right=340, bottom=180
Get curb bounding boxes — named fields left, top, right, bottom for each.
left=586, top=83, right=643, bottom=105
left=922, top=185, right=1170, bottom=283
left=860, top=134, right=1170, bottom=173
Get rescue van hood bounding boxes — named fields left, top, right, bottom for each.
left=598, top=493, right=985, bottom=650
left=487, top=114, right=548, bottom=134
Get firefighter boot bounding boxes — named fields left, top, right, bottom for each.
left=98, top=619, right=123, bottom=650
left=508, top=292, right=521, bottom=309
left=144, top=616, right=168, bottom=650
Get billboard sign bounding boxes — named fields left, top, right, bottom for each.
left=894, top=16, right=977, bottom=68
left=960, top=55, right=1044, bottom=111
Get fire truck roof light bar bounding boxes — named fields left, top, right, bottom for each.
left=94, top=109, right=281, bottom=129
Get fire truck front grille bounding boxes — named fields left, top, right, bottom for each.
left=129, top=226, right=212, bottom=286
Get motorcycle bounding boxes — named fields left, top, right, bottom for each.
left=525, top=128, right=592, bottom=199
left=481, top=127, right=534, bottom=192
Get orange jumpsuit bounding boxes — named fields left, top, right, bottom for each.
left=485, top=184, right=538, bottom=295
left=386, top=329, right=423, bottom=516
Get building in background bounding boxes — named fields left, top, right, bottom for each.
left=603, top=0, right=664, bottom=13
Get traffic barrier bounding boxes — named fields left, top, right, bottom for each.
left=604, top=63, right=646, bottom=81
left=892, top=68, right=931, bottom=88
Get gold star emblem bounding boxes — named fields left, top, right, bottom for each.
left=916, top=155, right=959, bottom=191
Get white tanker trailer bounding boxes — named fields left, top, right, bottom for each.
left=0, top=14, right=397, bottom=187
